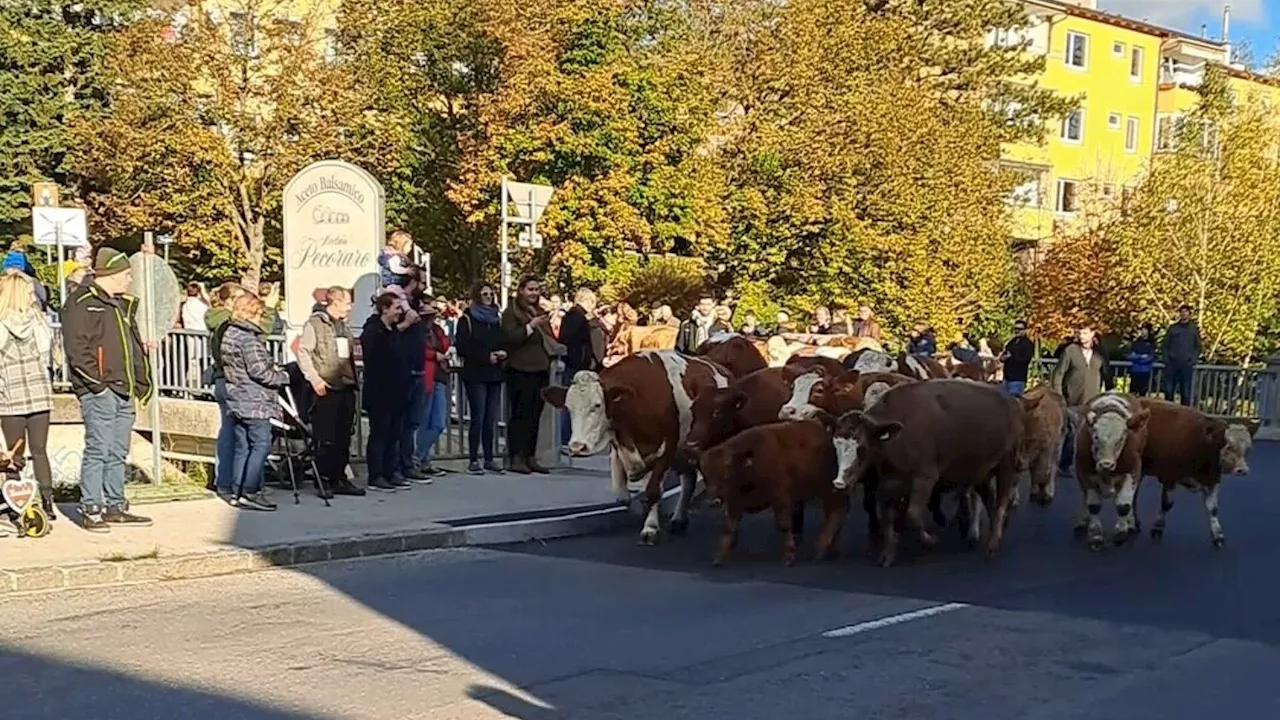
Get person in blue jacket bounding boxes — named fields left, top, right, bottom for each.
left=1126, top=323, right=1156, bottom=396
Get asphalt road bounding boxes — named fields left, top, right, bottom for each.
left=3, top=443, right=1278, bottom=719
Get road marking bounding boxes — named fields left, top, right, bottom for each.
left=821, top=602, right=970, bottom=639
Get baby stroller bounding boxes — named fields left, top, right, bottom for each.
left=267, top=363, right=331, bottom=507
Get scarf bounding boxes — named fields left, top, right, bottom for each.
left=469, top=303, right=500, bottom=325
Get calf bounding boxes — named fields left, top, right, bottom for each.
left=699, top=419, right=849, bottom=566
left=696, top=334, right=767, bottom=379
left=1137, top=399, right=1256, bottom=549
left=833, top=380, right=1023, bottom=567
left=543, top=350, right=730, bottom=545
left=1073, top=393, right=1150, bottom=550
left=1017, top=386, right=1068, bottom=506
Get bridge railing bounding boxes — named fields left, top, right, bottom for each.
left=48, top=324, right=537, bottom=462
left=1031, top=358, right=1273, bottom=421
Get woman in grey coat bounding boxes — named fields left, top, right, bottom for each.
left=0, top=270, right=56, bottom=523
left=220, top=293, right=289, bottom=511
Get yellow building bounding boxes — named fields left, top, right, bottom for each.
left=998, top=0, right=1280, bottom=255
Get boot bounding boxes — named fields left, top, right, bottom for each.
left=41, top=494, right=57, bottom=521
left=526, top=456, right=551, bottom=474
left=508, top=456, right=532, bottom=475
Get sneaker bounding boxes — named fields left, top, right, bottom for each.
left=367, top=476, right=398, bottom=492
left=80, top=510, right=110, bottom=533
left=103, top=506, right=154, bottom=527
left=331, top=478, right=367, bottom=497
left=423, top=464, right=448, bottom=477
left=508, top=457, right=531, bottom=475
left=235, top=492, right=277, bottom=512
left=402, top=467, right=430, bottom=481
left=389, top=475, right=413, bottom=489
left=483, top=461, right=505, bottom=474
left=467, top=461, right=484, bottom=475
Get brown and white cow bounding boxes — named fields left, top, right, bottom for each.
left=685, top=366, right=801, bottom=455
left=696, top=334, right=768, bottom=379
left=542, top=350, right=730, bottom=544
left=1072, top=393, right=1150, bottom=551
left=778, top=369, right=916, bottom=421
left=699, top=419, right=849, bottom=567
left=842, top=350, right=950, bottom=381
left=1137, top=398, right=1256, bottom=549
left=832, top=380, right=1023, bottom=567
left=1016, top=386, right=1068, bottom=507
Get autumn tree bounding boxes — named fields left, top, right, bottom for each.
left=0, top=0, right=145, bottom=239
left=69, top=1, right=396, bottom=288
left=707, top=0, right=1073, bottom=345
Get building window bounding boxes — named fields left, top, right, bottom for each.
left=1066, top=32, right=1088, bottom=69
left=1103, top=184, right=1115, bottom=199
left=1130, top=47, right=1144, bottom=81
left=1057, top=180, right=1079, bottom=214
left=1113, top=41, right=1125, bottom=57
left=1108, top=112, right=1121, bottom=130
left=1061, top=109, right=1084, bottom=143
left=1125, top=116, right=1139, bottom=152
left=1008, top=171, right=1043, bottom=207
left=988, top=28, right=1025, bottom=49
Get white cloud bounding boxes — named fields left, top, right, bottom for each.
left=1101, top=0, right=1266, bottom=33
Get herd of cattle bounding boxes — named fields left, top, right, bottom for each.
left=541, top=334, right=1257, bottom=568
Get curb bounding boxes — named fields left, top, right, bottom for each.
left=0, top=487, right=682, bottom=596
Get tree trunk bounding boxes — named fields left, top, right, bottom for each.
left=241, top=216, right=266, bottom=294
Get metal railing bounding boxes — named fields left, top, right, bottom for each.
left=1031, top=358, right=1271, bottom=421
left=47, top=324, right=566, bottom=462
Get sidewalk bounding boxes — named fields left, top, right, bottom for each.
left=0, top=456, right=626, bottom=594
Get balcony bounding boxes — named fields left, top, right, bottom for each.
left=1160, top=60, right=1205, bottom=88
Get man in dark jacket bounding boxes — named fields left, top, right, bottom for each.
left=296, top=287, right=363, bottom=498
left=675, top=296, right=728, bottom=353
left=1162, top=305, right=1201, bottom=406
left=60, top=248, right=153, bottom=532
left=1000, top=320, right=1035, bottom=396
left=1050, top=326, right=1105, bottom=475
left=362, top=291, right=416, bottom=492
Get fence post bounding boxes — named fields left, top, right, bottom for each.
left=1258, top=355, right=1280, bottom=441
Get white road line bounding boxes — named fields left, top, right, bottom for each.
left=821, top=602, right=970, bottom=639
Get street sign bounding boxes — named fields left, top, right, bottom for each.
left=499, top=177, right=555, bottom=307
left=506, top=181, right=554, bottom=223
left=129, top=251, right=181, bottom=345
left=31, top=207, right=89, bottom=248
left=32, top=183, right=59, bottom=208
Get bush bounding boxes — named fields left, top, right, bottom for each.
left=617, top=255, right=707, bottom=315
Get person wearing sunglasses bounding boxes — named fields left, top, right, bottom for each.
left=454, top=282, right=507, bottom=474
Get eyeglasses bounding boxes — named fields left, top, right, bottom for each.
left=480, top=292, right=494, bottom=298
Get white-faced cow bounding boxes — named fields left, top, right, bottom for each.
left=542, top=350, right=730, bottom=544
left=1137, top=398, right=1257, bottom=549
left=1072, top=392, right=1150, bottom=551
left=832, top=380, right=1023, bottom=567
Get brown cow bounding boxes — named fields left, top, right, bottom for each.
left=696, top=334, right=767, bottom=379
left=778, top=369, right=916, bottom=420
left=542, top=350, right=731, bottom=544
left=1137, top=398, right=1256, bottom=549
left=685, top=366, right=801, bottom=455
left=1017, top=386, right=1068, bottom=507
left=700, top=419, right=850, bottom=567
left=832, top=380, right=1023, bottom=567
left=1072, top=392, right=1150, bottom=551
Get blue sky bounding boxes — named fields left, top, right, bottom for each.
left=1101, top=0, right=1278, bottom=63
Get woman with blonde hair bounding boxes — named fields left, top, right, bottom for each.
left=219, top=293, right=289, bottom=510
left=0, top=270, right=55, bottom=521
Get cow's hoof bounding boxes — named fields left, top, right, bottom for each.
left=638, top=530, right=659, bottom=546
left=783, top=555, right=796, bottom=568
left=1088, top=536, right=1105, bottom=552
left=1113, top=529, right=1135, bottom=547
left=712, top=555, right=726, bottom=567
left=875, top=550, right=896, bottom=568
left=984, top=546, right=1000, bottom=561
left=1150, top=526, right=1165, bottom=541
left=817, top=547, right=841, bottom=562
left=669, top=517, right=689, bottom=535
left=919, top=530, right=940, bottom=548
left=1212, top=536, right=1226, bottom=549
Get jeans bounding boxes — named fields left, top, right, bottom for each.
left=213, top=377, right=235, bottom=491
left=465, top=379, right=503, bottom=463
left=366, top=403, right=406, bottom=481
left=415, top=381, right=448, bottom=466
left=1164, top=362, right=1194, bottom=406
left=311, top=387, right=356, bottom=484
left=231, top=417, right=273, bottom=496
left=78, top=389, right=135, bottom=511
left=1002, top=380, right=1026, bottom=397
left=506, top=370, right=548, bottom=461
left=399, top=376, right=426, bottom=474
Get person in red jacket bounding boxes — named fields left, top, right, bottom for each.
left=415, top=306, right=452, bottom=477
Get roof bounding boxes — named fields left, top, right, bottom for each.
left=1026, top=0, right=1227, bottom=50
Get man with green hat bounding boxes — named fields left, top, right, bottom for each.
left=59, top=247, right=154, bottom=532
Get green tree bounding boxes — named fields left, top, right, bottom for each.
left=69, top=1, right=396, bottom=288
left=0, top=0, right=145, bottom=240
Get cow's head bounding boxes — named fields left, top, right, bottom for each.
left=1220, top=422, right=1256, bottom=476
left=1085, top=403, right=1148, bottom=472
left=780, top=369, right=845, bottom=421
left=698, top=440, right=745, bottom=501
left=541, top=371, right=618, bottom=456
left=686, top=387, right=746, bottom=455
left=862, top=381, right=892, bottom=409
left=831, top=410, right=902, bottom=490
